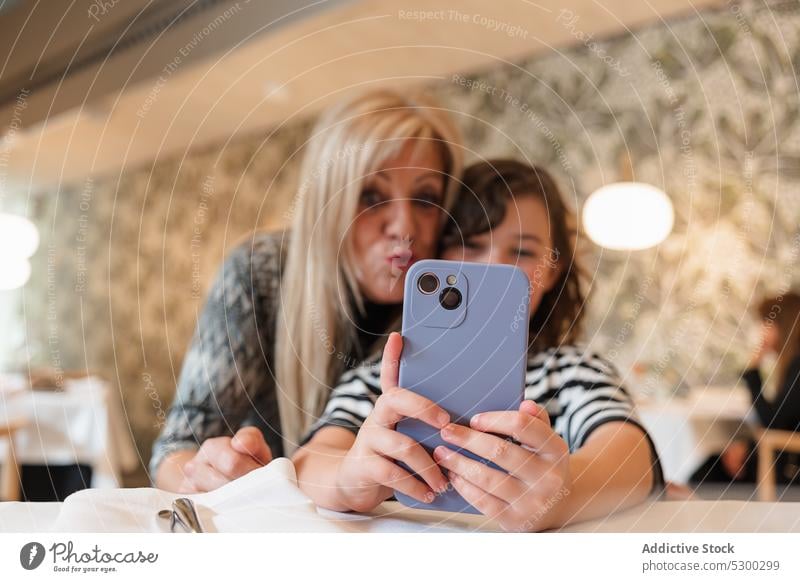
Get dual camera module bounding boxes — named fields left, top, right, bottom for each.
left=417, top=272, right=462, bottom=310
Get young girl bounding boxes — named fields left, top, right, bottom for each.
left=293, top=160, right=664, bottom=531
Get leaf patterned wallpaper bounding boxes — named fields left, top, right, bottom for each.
left=18, top=0, right=800, bottom=483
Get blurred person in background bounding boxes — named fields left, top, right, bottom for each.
left=696, top=293, right=800, bottom=484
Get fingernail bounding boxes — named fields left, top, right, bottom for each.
left=433, top=445, right=449, bottom=461
left=433, top=475, right=447, bottom=495
left=470, top=413, right=483, bottom=428
left=441, top=423, right=462, bottom=441
left=424, top=491, right=436, bottom=504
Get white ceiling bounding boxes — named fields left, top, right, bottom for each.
left=1, top=0, right=723, bottom=191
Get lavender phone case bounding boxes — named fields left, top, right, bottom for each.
left=395, top=259, right=530, bottom=514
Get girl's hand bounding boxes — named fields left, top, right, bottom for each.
left=432, top=400, right=571, bottom=532
left=335, top=332, right=450, bottom=512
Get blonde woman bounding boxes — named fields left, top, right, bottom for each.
left=151, top=89, right=463, bottom=492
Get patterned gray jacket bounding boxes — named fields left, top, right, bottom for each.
left=149, top=231, right=287, bottom=480
left=149, top=230, right=395, bottom=481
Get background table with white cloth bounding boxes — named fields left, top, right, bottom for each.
left=637, top=385, right=756, bottom=483
left=0, top=375, right=140, bottom=492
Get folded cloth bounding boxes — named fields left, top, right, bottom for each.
left=50, top=458, right=340, bottom=533
left=48, top=457, right=497, bottom=533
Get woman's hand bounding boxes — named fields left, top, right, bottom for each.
left=335, top=332, right=451, bottom=512
left=432, top=400, right=571, bottom=532
left=176, top=427, right=273, bottom=493
left=721, top=440, right=750, bottom=480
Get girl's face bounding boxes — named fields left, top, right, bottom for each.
left=351, top=140, right=446, bottom=304
left=441, top=195, right=561, bottom=314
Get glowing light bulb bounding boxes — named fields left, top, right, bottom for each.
left=582, top=182, right=674, bottom=250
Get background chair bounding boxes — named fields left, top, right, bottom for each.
left=753, top=427, right=800, bottom=501
left=0, top=416, right=26, bottom=501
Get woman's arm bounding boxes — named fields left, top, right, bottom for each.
left=152, top=236, right=279, bottom=491
left=741, top=328, right=786, bottom=427
left=742, top=367, right=776, bottom=426
left=771, top=358, right=800, bottom=429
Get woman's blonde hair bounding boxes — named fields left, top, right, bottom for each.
left=276, top=88, right=463, bottom=451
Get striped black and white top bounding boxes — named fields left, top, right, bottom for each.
left=304, top=344, right=664, bottom=491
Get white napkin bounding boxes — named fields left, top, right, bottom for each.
left=50, top=458, right=339, bottom=533
left=48, top=457, right=497, bottom=533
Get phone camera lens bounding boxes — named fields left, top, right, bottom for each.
left=417, top=272, right=439, bottom=295
left=438, top=287, right=462, bottom=310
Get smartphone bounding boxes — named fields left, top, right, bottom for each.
left=395, top=259, right=530, bottom=514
